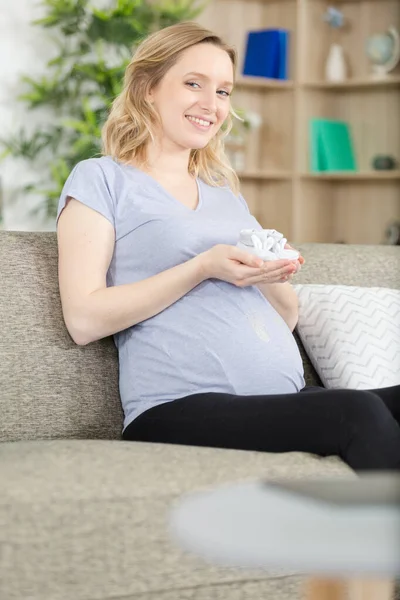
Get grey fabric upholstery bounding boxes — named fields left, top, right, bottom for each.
left=1, top=439, right=352, bottom=600
left=0, top=230, right=399, bottom=600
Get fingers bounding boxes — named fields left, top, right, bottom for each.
left=236, top=260, right=296, bottom=285
left=231, top=248, right=291, bottom=270
left=292, top=259, right=301, bottom=273
left=284, top=243, right=305, bottom=265
left=239, top=270, right=294, bottom=287
left=263, top=260, right=297, bottom=278
left=263, top=268, right=295, bottom=283
left=231, top=247, right=264, bottom=268
left=232, top=244, right=305, bottom=270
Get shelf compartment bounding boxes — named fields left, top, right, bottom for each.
left=301, top=171, right=400, bottom=181
left=302, top=77, right=400, bottom=91
left=235, top=76, right=294, bottom=90
left=238, top=170, right=293, bottom=180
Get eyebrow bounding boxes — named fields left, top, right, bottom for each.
left=184, top=71, right=234, bottom=88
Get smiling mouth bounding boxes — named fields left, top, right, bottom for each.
left=185, top=115, right=214, bottom=128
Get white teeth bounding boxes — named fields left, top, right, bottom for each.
left=186, top=116, right=212, bottom=127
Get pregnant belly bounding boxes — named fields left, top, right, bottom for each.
left=206, top=315, right=304, bottom=395
left=160, top=300, right=305, bottom=396
left=122, top=286, right=305, bottom=398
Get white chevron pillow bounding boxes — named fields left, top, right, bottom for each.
left=293, top=285, right=400, bottom=390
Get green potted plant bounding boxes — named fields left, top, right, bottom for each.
left=0, top=0, right=208, bottom=222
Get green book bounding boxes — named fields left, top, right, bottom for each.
left=309, top=118, right=357, bottom=173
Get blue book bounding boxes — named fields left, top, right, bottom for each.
left=243, top=30, right=279, bottom=78
left=277, top=30, right=289, bottom=80
left=243, top=29, right=289, bottom=80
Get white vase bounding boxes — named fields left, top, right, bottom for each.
left=325, top=43, right=347, bottom=82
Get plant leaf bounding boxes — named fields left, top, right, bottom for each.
left=5, top=0, right=207, bottom=219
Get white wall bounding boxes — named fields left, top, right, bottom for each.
left=0, top=1, right=56, bottom=230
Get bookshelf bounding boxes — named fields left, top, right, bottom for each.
left=196, top=0, right=400, bottom=244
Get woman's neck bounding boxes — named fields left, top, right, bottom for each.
left=140, top=145, right=193, bottom=181
left=145, top=166, right=195, bottom=182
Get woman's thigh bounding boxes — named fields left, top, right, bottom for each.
left=301, top=384, right=400, bottom=424
left=122, top=387, right=394, bottom=458
left=368, top=384, right=400, bottom=424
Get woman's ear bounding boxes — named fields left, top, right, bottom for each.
left=146, top=85, right=155, bottom=105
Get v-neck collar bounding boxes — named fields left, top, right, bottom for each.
left=115, top=159, right=203, bottom=213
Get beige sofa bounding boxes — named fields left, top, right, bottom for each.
left=1, top=231, right=399, bottom=600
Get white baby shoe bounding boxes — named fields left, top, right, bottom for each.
left=237, top=229, right=300, bottom=261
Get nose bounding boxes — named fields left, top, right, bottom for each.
left=199, top=87, right=217, bottom=117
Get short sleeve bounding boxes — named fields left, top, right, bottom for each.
left=57, top=158, right=116, bottom=228
left=237, top=192, right=263, bottom=231
left=237, top=192, right=251, bottom=214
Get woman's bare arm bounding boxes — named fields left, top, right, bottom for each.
left=257, top=282, right=299, bottom=331
left=57, top=199, right=206, bottom=345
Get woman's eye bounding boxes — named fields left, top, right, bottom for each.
left=186, top=82, right=230, bottom=97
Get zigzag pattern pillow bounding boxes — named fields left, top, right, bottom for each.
left=293, top=285, right=400, bottom=390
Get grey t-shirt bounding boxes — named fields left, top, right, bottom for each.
left=57, top=156, right=305, bottom=431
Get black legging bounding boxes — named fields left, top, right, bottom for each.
left=122, top=385, right=400, bottom=472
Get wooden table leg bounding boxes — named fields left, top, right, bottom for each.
left=305, top=578, right=347, bottom=600
left=346, top=578, right=395, bottom=600
left=305, top=577, right=395, bottom=600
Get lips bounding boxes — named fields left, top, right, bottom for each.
left=185, top=115, right=214, bottom=125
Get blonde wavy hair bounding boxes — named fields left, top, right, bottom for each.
left=101, top=21, right=241, bottom=195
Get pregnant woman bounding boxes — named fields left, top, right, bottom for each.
left=56, top=22, right=400, bottom=472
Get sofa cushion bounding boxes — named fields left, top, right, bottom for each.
left=294, top=243, right=400, bottom=289
left=1, top=231, right=399, bottom=443
left=0, top=231, right=123, bottom=443
left=294, top=285, right=400, bottom=389
left=0, top=439, right=353, bottom=600
left=0, top=231, right=323, bottom=444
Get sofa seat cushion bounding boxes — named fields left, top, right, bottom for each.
left=0, top=439, right=353, bottom=600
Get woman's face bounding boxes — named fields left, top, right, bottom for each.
left=147, top=43, right=234, bottom=151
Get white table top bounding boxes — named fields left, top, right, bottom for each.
left=169, top=475, right=400, bottom=577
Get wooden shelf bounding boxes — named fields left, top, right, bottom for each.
left=302, top=76, right=400, bottom=91
left=235, top=76, right=294, bottom=90
left=301, top=172, right=400, bottom=181
left=238, top=170, right=293, bottom=181
left=197, top=0, right=400, bottom=244
left=316, top=0, right=390, bottom=3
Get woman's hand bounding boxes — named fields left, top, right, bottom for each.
left=282, top=243, right=305, bottom=278
left=285, top=243, right=305, bottom=273
left=199, top=244, right=298, bottom=287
